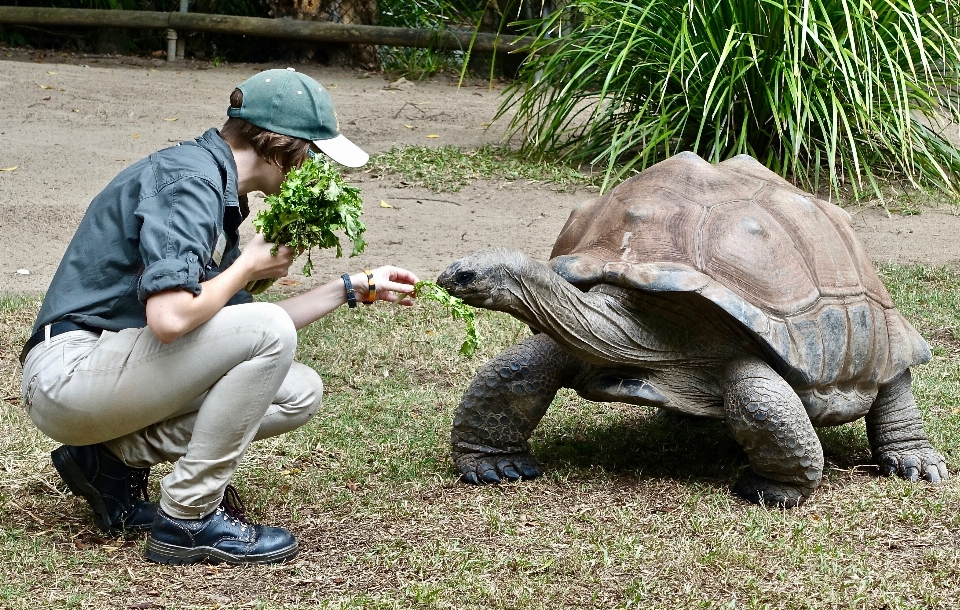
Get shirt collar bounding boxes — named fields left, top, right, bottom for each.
left=195, top=128, right=240, bottom=208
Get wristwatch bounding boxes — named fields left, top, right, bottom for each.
left=341, top=273, right=357, bottom=309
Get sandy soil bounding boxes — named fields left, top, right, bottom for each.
left=2, top=47, right=960, bottom=297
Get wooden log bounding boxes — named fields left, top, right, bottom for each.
left=0, top=6, right=529, bottom=53
left=0, top=7, right=170, bottom=30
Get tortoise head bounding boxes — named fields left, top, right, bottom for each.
left=437, top=247, right=529, bottom=311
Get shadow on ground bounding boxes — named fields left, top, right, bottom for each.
left=528, top=403, right=878, bottom=488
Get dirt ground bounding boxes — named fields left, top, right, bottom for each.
left=2, top=47, right=960, bottom=297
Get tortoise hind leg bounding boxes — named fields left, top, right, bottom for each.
left=723, top=358, right=824, bottom=507
left=866, top=370, right=948, bottom=483
left=453, top=333, right=583, bottom=484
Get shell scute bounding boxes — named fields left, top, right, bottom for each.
left=700, top=199, right=820, bottom=315
left=604, top=261, right=710, bottom=293
left=631, top=151, right=761, bottom=207
left=845, top=300, right=879, bottom=381
left=718, top=154, right=802, bottom=191
left=551, top=187, right=705, bottom=269
left=813, top=198, right=894, bottom=308
left=751, top=186, right=865, bottom=298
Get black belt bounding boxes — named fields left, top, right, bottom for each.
left=19, top=321, right=103, bottom=366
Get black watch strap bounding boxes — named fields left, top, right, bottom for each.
left=341, top=273, right=358, bottom=309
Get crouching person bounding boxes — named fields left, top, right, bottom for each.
left=19, top=69, right=417, bottom=565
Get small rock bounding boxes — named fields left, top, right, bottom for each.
left=383, top=77, right=412, bottom=91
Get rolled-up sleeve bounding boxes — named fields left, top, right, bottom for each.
left=137, top=175, right=221, bottom=303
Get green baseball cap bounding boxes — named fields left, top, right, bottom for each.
left=227, top=68, right=369, bottom=167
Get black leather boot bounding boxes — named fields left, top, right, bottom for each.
left=145, top=485, right=298, bottom=565
left=51, top=444, right=157, bottom=533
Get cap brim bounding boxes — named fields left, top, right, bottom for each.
left=313, top=134, right=369, bottom=168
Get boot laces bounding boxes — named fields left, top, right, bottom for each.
left=218, top=484, right=250, bottom=530
left=127, top=467, right=150, bottom=506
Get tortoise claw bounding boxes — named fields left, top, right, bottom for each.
left=875, top=443, right=948, bottom=484
left=454, top=452, right=542, bottom=486
left=479, top=465, right=502, bottom=484
left=879, top=455, right=898, bottom=477
left=498, top=462, right=521, bottom=481
left=518, top=462, right=541, bottom=479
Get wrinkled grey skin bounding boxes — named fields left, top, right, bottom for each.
left=438, top=248, right=948, bottom=507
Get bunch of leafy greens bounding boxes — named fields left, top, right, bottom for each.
left=246, top=155, right=366, bottom=295
left=413, top=280, right=480, bottom=357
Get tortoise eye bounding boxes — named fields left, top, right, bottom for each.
left=455, top=271, right=476, bottom=285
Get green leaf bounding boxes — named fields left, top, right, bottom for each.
left=246, top=156, right=366, bottom=294
left=413, top=280, right=481, bottom=357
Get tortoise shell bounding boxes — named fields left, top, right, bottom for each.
left=548, top=152, right=930, bottom=388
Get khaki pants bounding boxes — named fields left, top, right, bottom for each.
left=20, top=302, right=322, bottom=520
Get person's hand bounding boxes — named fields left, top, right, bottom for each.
left=238, top=234, right=295, bottom=283
left=353, top=266, right=419, bottom=306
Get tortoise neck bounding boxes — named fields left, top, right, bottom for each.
left=503, top=261, right=641, bottom=364
left=510, top=261, right=761, bottom=368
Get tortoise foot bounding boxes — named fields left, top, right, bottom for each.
left=454, top=452, right=542, bottom=485
left=876, top=442, right=949, bottom=483
left=734, top=471, right=815, bottom=508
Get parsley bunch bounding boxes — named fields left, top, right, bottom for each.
left=413, top=280, right=480, bottom=357
left=246, top=155, right=366, bottom=295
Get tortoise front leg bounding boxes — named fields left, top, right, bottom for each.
left=866, top=370, right=948, bottom=483
left=723, top=358, right=824, bottom=508
left=452, top=333, right=582, bottom=484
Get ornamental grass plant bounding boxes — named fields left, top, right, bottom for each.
left=499, top=0, right=960, bottom=201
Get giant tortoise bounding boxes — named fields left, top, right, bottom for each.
left=437, top=152, right=948, bottom=507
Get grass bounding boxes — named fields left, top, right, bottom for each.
left=1, top=266, right=959, bottom=609
left=380, top=47, right=467, bottom=80
left=365, top=144, right=600, bottom=193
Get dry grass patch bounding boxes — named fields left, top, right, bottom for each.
left=1, top=267, right=959, bottom=609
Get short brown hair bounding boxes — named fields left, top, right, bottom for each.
left=220, top=88, right=314, bottom=173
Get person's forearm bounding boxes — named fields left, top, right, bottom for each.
left=145, top=262, right=253, bottom=343
left=276, top=272, right=368, bottom=330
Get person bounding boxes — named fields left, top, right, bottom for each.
left=18, top=68, right=418, bottom=565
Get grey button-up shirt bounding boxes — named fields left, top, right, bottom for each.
left=32, top=128, right=252, bottom=334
